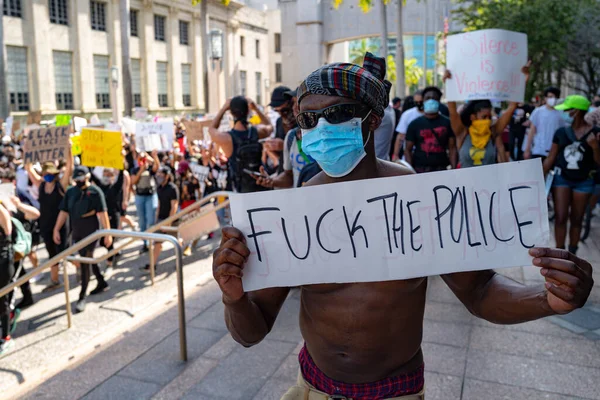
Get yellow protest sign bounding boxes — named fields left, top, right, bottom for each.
left=71, top=135, right=82, bottom=156
left=81, top=128, right=124, bottom=170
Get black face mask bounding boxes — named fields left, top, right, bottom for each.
left=416, top=102, right=424, bottom=111
left=594, top=101, right=600, bottom=108
left=75, top=180, right=86, bottom=188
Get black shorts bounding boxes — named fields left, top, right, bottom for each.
left=41, top=229, right=67, bottom=259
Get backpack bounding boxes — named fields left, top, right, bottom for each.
left=231, top=127, right=265, bottom=193
left=12, top=217, right=32, bottom=261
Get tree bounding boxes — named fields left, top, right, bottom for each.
left=0, top=0, right=9, bottom=120
left=452, top=0, right=598, bottom=99
left=386, top=56, right=423, bottom=93
left=349, top=39, right=378, bottom=65
left=120, top=0, right=133, bottom=117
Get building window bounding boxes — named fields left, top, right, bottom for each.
left=179, top=21, right=189, bottom=46
left=240, top=71, right=247, bottom=97
left=255, top=72, right=262, bottom=106
left=255, top=39, right=260, bottom=59
left=275, top=62, right=282, bottom=83
left=157, top=62, right=168, bottom=107
left=131, top=59, right=142, bottom=107
left=130, top=9, right=138, bottom=37
left=54, top=51, right=74, bottom=110
left=49, top=0, right=68, bottom=25
left=154, top=15, right=166, bottom=42
left=90, top=1, right=106, bottom=32
left=181, top=64, right=191, bottom=107
left=274, top=33, right=281, bottom=53
left=6, top=46, right=29, bottom=112
left=240, top=36, right=245, bottom=57
left=3, top=0, right=22, bottom=18
left=94, top=55, right=110, bottom=109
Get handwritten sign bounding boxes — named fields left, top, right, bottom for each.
left=81, top=128, right=124, bottom=170
left=182, top=120, right=213, bottom=142
left=446, top=29, right=528, bottom=102
left=71, top=135, right=82, bottom=156
left=55, top=115, right=72, bottom=127
left=26, top=111, right=42, bottom=125
left=4, top=116, right=13, bottom=136
left=23, top=127, right=70, bottom=163
left=230, top=159, right=549, bottom=292
left=136, top=120, right=174, bottom=152
left=0, top=183, right=16, bottom=213
left=73, top=117, right=87, bottom=132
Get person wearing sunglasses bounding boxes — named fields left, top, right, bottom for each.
left=212, top=52, right=594, bottom=400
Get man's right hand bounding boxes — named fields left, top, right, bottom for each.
left=213, top=227, right=251, bottom=303
left=53, top=230, right=61, bottom=245
left=254, top=166, right=274, bottom=188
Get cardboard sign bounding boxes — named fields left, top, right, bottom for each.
left=230, top=160, right=550, bottom=292
left=136, top=120, right=174, bottom=152
left=11, top=120, right=20, bottom=134
left=80, top=128, right=124, bottom=170
left=23, top=127, right=70, bottom=163
left=178, top=203, right=221, bottom=243
left=0, top=183, right=16, bottom=212
left=182, top=120, right=213, bottom=142
left=55, top=115, right=72, bottom=127
left=446, top=29, right=528, bottom=102
left=71, top=135, right=82, bottom=156
left=26, top=111, right=42, bottom=125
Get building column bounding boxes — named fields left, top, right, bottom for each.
left=110, top=0, right=124, bottom=116
left=191, top=12, right=204, bottom=111
left=74, top=0, right=96, bottom=112
left=142, top=1, right=158, bottom=110
left=27, top=0, right=54, bottom=111
left=169, top=6, right=183, bottom=110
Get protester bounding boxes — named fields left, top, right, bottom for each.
left=0, top=200, right=15, bottom=354
left=404, top=86, right=457, bottom=172
left=267, top=86, right=296, bottom=173
left=91, top=168, right=125, bottom=267
left=524, top=87, right=566, bottom=160
left=53, top=166, right=112, bottom=313
left=208, top=97, right=272, bottom=193
left=508, top=102, right=535, bottom=160
left=374, top=104, right=396, bottom=161
left=26, top=156, right=73, bottom=291
left=392, top=90, right=423, bottom=161
left=131, top=151, right=159, bottom=253
left=143, top=167, right=178, bottom=271
left=543, top=95, right=600, bottom=255
left=212, top=52, right=594, bottom=400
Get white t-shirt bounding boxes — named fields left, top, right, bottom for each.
left=374, top=105, right=396, bottom=160
left=283, top=129, right=308, bottom=188
left=396, top=107, right=423, bottom=134
left=529, top=106, right=566, bottom=156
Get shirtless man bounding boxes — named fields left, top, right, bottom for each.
left=212, top=53, right=594, bottom=399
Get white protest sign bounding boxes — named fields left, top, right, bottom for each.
left=4, top=117, right=13, bottom=137
left=0, top=183, right=16, bottom=212
left=121, top=117, right=137, bottom=134
left=231, top=160, right=550, bottom=292
left=73, top=117, right=88, bottom=132
left=446, top=29, right=528, bottom=102
left=135, top=120, right=174, bottom=152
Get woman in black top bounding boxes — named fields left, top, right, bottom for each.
left=0, top=200, right=14, bottom=354
left=544, top=95, right=600, bottom=254
left=26, top=152, right=72, bottom=291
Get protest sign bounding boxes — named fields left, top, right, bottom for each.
left=121, top=117, right=137, bottom=134
left=23, top=127, right=70, bottom=164
left=182, top=120, right=213, bottom=142
left=0, top=183, right=16, bottom=213
left=445, top=29, right=528, bottom=102
left=71, top=135, right=82, bottom=156
left=4, top=116, right=13, bottom=137
left=80, top=128, right=124, bottom=170
left=73, top=117, right=88, bottom=132
left=55, top=115, right=72, bottom=127
left=136, top=120, right=174, bottom=152
left=134, top=107, right=148, bottom=120
left=26, top=111, right=42, bottom=125
left=231, top=159, right=549, bottom=292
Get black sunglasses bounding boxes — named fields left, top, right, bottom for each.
left=296, top=103, right=370, bottom=130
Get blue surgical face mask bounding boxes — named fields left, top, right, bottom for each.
left=423, top=99, right=440, bottom=114
left=301, top=114, right=370, bottom=178
left=43, top=174, right=55, bottom=183
left=561, top=111, right=574, bottom=125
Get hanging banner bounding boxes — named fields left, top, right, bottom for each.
left=230, top=159, right=549, bottom=292
left=445, top=29, right=528, bottom=102
left=80, top=128, right=124, bottom=170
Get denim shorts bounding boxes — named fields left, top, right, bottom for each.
left=553, top=174, right=595, bottom=194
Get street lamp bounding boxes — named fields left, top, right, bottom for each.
left=110, top=66, right=120, bottom=123
left=210, top=29, right=224, bottom=60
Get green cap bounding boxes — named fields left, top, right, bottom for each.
left=555, top=95, right=591, bottom=111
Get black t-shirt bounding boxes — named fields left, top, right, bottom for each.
left=38, top=182, right=65, bottom=234
left=91, top=171, right=124, bottom=215
left=59, top=184, right=107, bottom=239
left=509, top=104, right=534, bottom=137
left=554, top=126, right=600, bottom=182
left=157, top=182, right=179, bottom=220
left=406, top=115, right=455, bottom=169
left=180, top=177, right=200, bottom=202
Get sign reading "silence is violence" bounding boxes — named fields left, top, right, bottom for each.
left=230, top=160, right=550, bottom=292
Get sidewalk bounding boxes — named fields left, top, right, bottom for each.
left=19, top=233, right=600, bottom=400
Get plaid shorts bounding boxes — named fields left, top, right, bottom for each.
left=298, top=344, right=424, bottom=399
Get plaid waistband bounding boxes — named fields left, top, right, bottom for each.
left=299, top=344, right=424, bottom=400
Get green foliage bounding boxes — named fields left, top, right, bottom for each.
left=333, top=0, right=394, bottom=13
left=453, top=0, right=599, bottom=98
left=349, top=39, right=378, bottom=65
left=386, top=56, right=424, bottom=91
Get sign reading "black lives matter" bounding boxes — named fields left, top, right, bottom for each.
left=23, top=127, right=70, bottom=163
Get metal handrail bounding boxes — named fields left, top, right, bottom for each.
left=0, top=229, right=188, bottom=361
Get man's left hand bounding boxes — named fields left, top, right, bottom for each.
left=531, top=248, right=594, bottom=314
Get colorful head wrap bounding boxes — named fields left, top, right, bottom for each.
left=297, top=52, right=392, bottom=117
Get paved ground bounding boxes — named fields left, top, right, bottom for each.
left=3, top=221, right=600, bottom=399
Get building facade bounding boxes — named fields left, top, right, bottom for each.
left=2, top=0, right=282, bottom=120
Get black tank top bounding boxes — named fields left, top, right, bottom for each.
left=38, top=182, right=65, bottom=233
